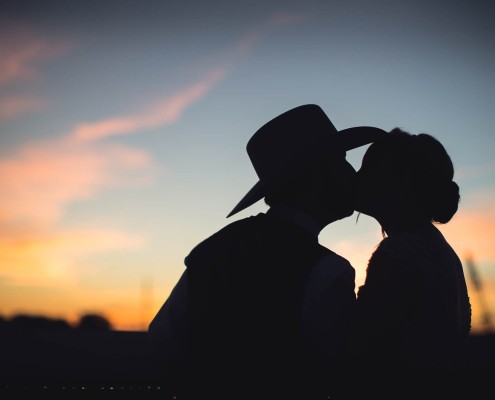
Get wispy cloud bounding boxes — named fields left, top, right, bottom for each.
left=0, top=24, right=68, bottom=122
left=0, top=137, right=152, bottom=225
left=0, top=56, right=232, bottom=227
left=0, top=95, right=48, bottom=118
left=233, top=12, right=305, bottom=57
left=0, top=134, right=151, bottom=289
left=0, top=23, right=70, bottom=86
left=70, top=68, right=226, bottom=143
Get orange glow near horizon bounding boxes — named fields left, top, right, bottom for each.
left=2, top=274, right=493, bottom=334
left=1, top=192, right=494, bottom=333
left=0, top=186, right=493, bottom=333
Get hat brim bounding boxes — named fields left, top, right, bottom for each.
left=226, top=126, right=386, bottom=218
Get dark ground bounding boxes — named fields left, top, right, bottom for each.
left=0, top=327, right=494, bottom=398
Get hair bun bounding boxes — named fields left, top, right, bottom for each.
left=430, top=180, right=460, bottom=224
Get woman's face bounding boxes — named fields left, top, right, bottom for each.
left=354, top=144, right=395, bottom=218
left=330, top=158, right=358, bottom=219
left=314, top=156, right=357, bottom=222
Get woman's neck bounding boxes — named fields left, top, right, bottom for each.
left=377, top=214, right=431, bottom=237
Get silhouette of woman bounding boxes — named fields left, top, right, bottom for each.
left=343, top=128, right=472, bottom=399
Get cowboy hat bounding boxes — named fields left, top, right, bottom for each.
left=226, top=104, right=386, bottom=218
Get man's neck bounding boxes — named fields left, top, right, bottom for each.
left=267, top=204, right=325, bottom=238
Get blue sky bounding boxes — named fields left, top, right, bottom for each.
left=1, top=0, right=494, bottom=331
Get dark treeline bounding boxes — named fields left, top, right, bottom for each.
left=0, top=313, right=494, bottom=397
left=0, top=313, right=113, bottom=331
left=0, top=314, right=167, bottom=396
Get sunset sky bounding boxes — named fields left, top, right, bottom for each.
left=1, top=0, right=494, bottom=333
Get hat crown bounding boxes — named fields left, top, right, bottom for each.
left=247, top=104, right=337, bottom=182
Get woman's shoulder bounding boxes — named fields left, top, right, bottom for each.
left=372, top=231, right=425, bottom=261
left=378, top=225, right=451, bottom=256
left=358, top=233, right=427, bottom=297
left=369, top=230, right=435, bottom=274
left=368, top=226, right=449, bottom=277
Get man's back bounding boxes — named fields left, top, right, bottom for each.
left=183, top=211, right=331, bottom=399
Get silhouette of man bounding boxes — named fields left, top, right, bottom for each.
left=148, top=104, right=385, bottom=399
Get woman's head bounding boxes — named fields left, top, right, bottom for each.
left=355, top=128, right=460, bottom=227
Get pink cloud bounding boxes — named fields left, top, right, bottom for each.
left=0, top=132, right=150, bottom=290
left=0, top=137, right=152, bottom=225
left=0, top=12, right=304, bottom=228
left=0, top=24, right=70, bottom=86
left=0, top=96, right=48, bottom=118
left=70, top=68, right=226, bottom=143
left=235, top=31, right=265, bottom=55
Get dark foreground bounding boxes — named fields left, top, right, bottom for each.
left=0, top=327, right=494, bottom=398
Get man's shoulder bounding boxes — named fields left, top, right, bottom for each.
left=185, top=214, right=262, bottom=267
left=312, top=249, right=355, bottom=279
left=305, top=251, right=355, bottom=298
left=199, top=214, right=262, bottom=244
left=317, top=248, right=353, bottom=267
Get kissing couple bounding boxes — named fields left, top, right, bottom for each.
left=149, top=104, right=471, bottom=400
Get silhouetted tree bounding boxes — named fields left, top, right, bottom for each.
left=77, top=313, right=113, bottom=331
left=9, top=314, right=71, bottom=330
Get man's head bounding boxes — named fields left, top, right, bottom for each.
left=264, top=154, right=358, bottom=224
left=226, top=104, right=386, bottom=219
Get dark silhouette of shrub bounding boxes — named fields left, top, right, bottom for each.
left=8, top=314, right=71, bottom=330
left=77, top=313, right=113, bottom=330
